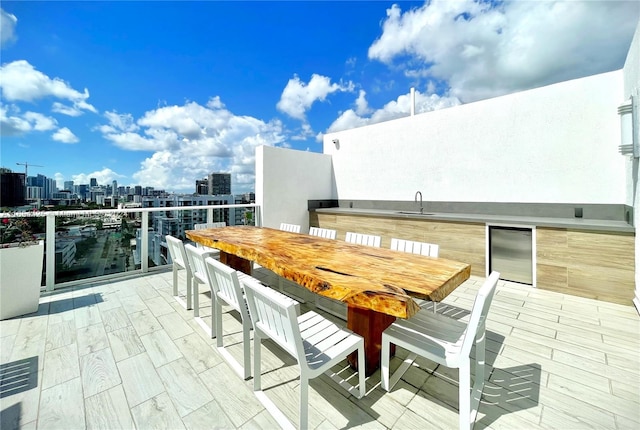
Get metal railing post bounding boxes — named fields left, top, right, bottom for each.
left=46, top=213, right=55, bottom=291
left=141, top=211, right=149, bottom=273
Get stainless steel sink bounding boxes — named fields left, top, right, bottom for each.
left=396, top=211, right=436, bottom=216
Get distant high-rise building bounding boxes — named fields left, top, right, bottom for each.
left=90, top=178, right=98, bottom=187
left=195, top=178, right=208, bottom=194
left=64, top=180, right=74, bottom=191
left=78, top=184, right=89, bottom=201
left=0, top=172, right=26, bottom=207
left=201, top=173, right=231, bottom=195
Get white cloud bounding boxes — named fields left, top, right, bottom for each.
left=0, top=104, right=58, bottom=135
left=0, top=60, right=97, bottom=112
left=71, top=168, right=125, bottom=188
left=325, top=89, right=459, bottom=134
left=98, top=98, right=286, bottom=193
left=0, top=8, right=17, bottom=47
left=51, top=102, right=83, bottom=117
left=23, top=112, right=57, bottom=131
left=354, top=90, right=372, bottom=116
left=368, top=0, right=640, bottom=102
left=52, top=127, right=79, bottom=143
left=277, top=74, right=354, bottom=120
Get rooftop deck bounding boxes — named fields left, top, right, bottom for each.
left=1, top=269, right=638, bottom=429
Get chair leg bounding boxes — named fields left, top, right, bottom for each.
left=193, top=281, right=199, bottom=317
left=299, top=376, right=309, bottom=430
left=459, top=359, right=471, bottom=430
left=381, top=334, right=391, bottom=391
left=253, top=336, right=262, bottom=391
left=357, top=342, right=366, bottom=398
left=242, top=320, right=251, bottom=380
left=469, top=329, right=486, bottom=426
left=209, top=295, right=216, bottom=338
left=172, top=265, right=178, bottom=296
left=215, top=300, right=223, bottom=347
left=186, top=273, right=193, bottom=310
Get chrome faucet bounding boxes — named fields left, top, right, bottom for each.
left=415, top=191, right=423, bottom=214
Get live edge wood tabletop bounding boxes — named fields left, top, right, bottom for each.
left=186, top=225, right=471, bottom=375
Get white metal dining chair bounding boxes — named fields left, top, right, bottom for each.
left=308, top=226, right=337, bottom=239
left=279, top=222, right=301, bottom=233
left=390, top=237, right=439, bottom=257
left=194, top=222, right=226, bottom=229
left=381, top=271, right=500, bottom=430
left=345, top=231, right=381, bottom=247
left=165, top=235, right=193, bottom=310
left=204, top=256, right=253, bottom=380
left=184, top=244, right=218, bottom=335
left=277, top=222, right=305, bottom=301
left=390, top=237, right=440, bottom=311
left=193, top=222, right=226, bottom=255
left=241, top=275, right=366, bottom=430
left=308, top=226, right=344, bottom=318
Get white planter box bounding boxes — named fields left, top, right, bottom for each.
left=0, top=240, right=45, bottom=320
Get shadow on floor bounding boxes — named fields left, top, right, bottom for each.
left=0, top=356, right=38, bottom=399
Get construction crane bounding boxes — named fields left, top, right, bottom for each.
left=16, top=162, right=44, bottom=176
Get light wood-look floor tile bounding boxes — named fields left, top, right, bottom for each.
left=85, top=385, right=134, bottom=430
left=145, top=296, right=175, bottom=317
left=157, top=312, right=194, bottom=340
left=80, top=348, right=121, bottom=398
left=117, top=352, right=165, bottom=408
left=100, top=307, right=130, bottom=333
left=42, top=343, right=80, bottom=390
left=117, top=293, right=148, bottom=314
left=172, top=332, right=221, bottom=373
left=129, top=309, right=162, bottom=337
left=45, top=320, right=76, bottom=351
left=182, top=399, right=236, bottom=429
left=156, top=357, right=214, bottom=417
left=199, top=363, right=265, bottom=428
left=74, top=305, right=102, bottom=329
left=38, top=377, right=86, bottom=429
left=107, top=325, right=145, bottom=362
left=139, top=329, right=183, bottom=367
left=130, top=392, right=185, bottom=430
left=77, top=323, right=109, bottom=356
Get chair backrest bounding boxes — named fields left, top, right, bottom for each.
left=166, top=235, right=189, bottom=270
left=308, top=227, right=337, bottom=239
left=279, top=223, right=301, bottom=233
left=184, top=243, right=210, bottom=284
left=204, top=256, right=248, bottom=317
left=390, top=238, right=439, bottom=257
left=195, top=222, right=226, bottom=229
left=241, top=275, right=304, bottom=364
left=460, top=271, right=500, bottom=358
left=345, top=231, right=381, bottom=247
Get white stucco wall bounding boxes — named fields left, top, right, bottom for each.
left=255, top=145, right=335, bottom=232
left=623, top=21, right=640, bottom=313
left=325, top=71, right=626, bottom=205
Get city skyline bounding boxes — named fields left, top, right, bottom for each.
left=1, top=1, right=639, bottom=193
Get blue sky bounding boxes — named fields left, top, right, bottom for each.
left=1, top=1, right=639, bottom=194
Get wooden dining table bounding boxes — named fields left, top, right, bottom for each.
left=186, top=226, right=471, bottom=375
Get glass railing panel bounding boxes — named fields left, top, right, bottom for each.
left=1, top=203, right=259, bottom=291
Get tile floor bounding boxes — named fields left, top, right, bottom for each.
left=1, top=269, right=639, bottom=429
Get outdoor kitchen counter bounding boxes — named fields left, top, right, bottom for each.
left=312, top=207, right=635, bottom=233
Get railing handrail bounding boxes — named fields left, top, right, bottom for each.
left=0, top=203, right=260, bottom=218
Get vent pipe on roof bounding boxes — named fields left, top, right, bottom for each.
left=410, top=87, right=415, bottom=116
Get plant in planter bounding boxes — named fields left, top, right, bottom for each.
left=0, top=216, right=45, bottom=320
